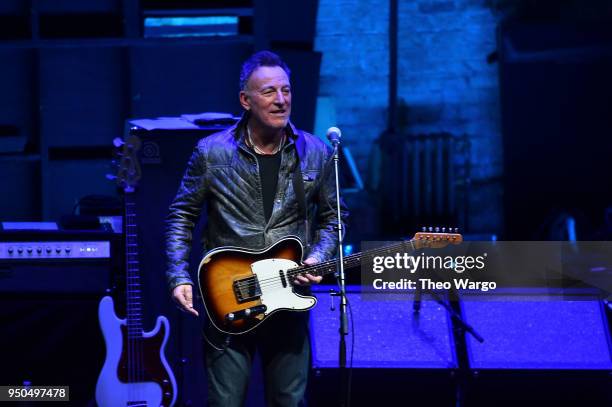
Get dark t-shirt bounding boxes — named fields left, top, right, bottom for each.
left=256, top=151, right=282, bottom=222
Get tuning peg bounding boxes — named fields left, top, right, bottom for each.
left=428, top=226, right=433, bottom=232
left=442, top=227, right=446, bottom=232
left=113, top=137, right=124, bottom=148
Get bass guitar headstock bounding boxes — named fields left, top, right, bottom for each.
left=106, top=135, right=142, bottom=194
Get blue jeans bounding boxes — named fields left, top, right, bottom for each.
left=204, top=312, right=310, bottom=407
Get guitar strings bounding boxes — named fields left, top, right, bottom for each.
left=229, top=240, right=417, bottom=293
left=126, top=204, right=145, bottom=387
left=229, top=236, right=457, bottom=294
left=232, top=240, right=414, bottom=292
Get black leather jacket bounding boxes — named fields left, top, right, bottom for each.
left=165, top=116, right=349, bottom=290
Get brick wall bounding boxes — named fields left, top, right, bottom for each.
left=315, top=0, right=503, bottom=234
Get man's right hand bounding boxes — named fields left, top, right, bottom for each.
left=172, top=284, right=199, bottom=317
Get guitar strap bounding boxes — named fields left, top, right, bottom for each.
left=292, top=136, right=310, bottom=250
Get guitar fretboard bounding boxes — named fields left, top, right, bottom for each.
left=125, top=194, right=143, bottom=339
left=285, top=240, right=417, bottom=279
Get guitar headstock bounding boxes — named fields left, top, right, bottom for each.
left=412, top=227, right=463, bottom=249
left=107, top=135, right=142, bottom=194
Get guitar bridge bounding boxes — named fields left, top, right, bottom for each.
left=233, top=276, right=262, bottom=303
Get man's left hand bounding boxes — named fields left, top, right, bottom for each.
left=294, top=257, right=323, bottom=285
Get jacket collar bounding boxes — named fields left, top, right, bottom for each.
left=232, top=110, right=302, bottom=155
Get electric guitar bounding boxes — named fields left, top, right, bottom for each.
left=197, top=231, right=462, bottom=335
left=96, top=135, right=177, bottom=407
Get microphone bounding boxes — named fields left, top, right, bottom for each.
left=326, top=127, right=342, bottom=146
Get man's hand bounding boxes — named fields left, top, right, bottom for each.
left=172, top=284, right=199, bottom=317
left=294, top=257, right=323, bottom=286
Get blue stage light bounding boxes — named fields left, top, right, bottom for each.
left=144, top=16, right=238, bottom=38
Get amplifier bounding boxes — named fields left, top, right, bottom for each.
left=461, top=290, right=612, bottom=406
left=462, top=291, right=612, bottom=370
left=308, top=285, right=457, bottom=407
left=0, top=230, right=120, bottom=294
left=0, top=241, right=110, bottom=259
left=310, top=285, right=457, bottom=369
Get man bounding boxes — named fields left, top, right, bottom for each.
left=165, top=50, right=348, bottom=406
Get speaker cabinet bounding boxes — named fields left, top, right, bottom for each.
left=127, top=120, right=232, bottom=406
left=308, top=285, right=457, bottom=406
left=461, top=291, right=612, bottom=406
left=0, top=294, right=105, bottom=404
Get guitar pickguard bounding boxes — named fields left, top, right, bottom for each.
left=250, top=258, right=316, bottom=313
left=96, top=296, right=177, bottom=407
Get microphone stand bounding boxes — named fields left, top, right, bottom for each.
left=329, top=139, right=349, bottom=407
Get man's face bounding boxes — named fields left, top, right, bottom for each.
left=240, top=66, right=291, bottom=131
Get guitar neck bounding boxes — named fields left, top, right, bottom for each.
left=124, top=193, right=144, bottom=338
left=293, top=240, right=417, bottom=279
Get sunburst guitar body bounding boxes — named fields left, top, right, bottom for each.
left=198, top=232, right=462, bottom=335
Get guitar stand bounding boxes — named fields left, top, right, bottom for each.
left=412, top=283, right=484, bottom=407
left=413, top=285, right=484, bottom=343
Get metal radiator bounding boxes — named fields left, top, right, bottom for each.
left=379, top=133, right=470, bottom=233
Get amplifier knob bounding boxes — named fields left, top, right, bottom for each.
left=36, top=247, right=42, bottom=254
left=65, top=247, right=71, bottom=253
left=46, top=247, right=52, bottom=254
left=8, top=247, right=14, bottom=254
left=27, top=247, right=33, bottom=253
left=17, top=247, right=23, bottom=254
left=55, top=247, right=61, bottom=254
